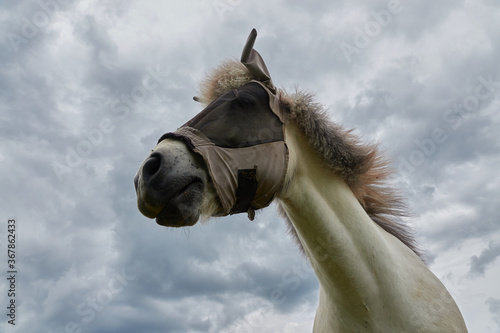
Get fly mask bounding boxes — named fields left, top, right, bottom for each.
left=157, top=29, right=288, bottom=220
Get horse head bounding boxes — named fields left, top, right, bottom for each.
left=134, top=29, right=288, bottom=227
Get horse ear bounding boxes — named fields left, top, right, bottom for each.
left=240, top=29, right=276, bottom=93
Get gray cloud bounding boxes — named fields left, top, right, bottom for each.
left=487, top=298, right=500, bottom=325
left=469, top=242, right=500, bottom=277
left=1, top=0, right=499, bottom=332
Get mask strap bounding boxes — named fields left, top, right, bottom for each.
left=230, top=168, right=258, bottom=220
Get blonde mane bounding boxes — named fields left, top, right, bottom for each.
left=197, top=59, right=422, bottom=259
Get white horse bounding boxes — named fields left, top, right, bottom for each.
left=134, top=29, right=468, bottom=332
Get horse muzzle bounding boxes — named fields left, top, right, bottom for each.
left=134, top=140, right=208, bottom=227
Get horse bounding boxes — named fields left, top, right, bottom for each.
left=134, top=29, right=468, bottom=332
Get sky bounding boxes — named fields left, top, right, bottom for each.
left=0, top=0, right=499, bottom=332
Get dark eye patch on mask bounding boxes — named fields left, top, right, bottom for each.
left=179, top=82, right=284, bottom=148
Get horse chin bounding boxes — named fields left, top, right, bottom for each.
left=154, top=181, right=204, bottom=228
left=155, top=210, right=199, bottom=227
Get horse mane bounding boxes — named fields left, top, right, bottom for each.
left=278, top=92, right=423, bottom=260
left=197, top=59, right=423, bottom=260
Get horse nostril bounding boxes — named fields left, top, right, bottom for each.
left=142, top=153, right=162, bottom=182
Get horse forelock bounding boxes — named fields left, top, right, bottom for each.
left=196, top=59, right=253, bottom=106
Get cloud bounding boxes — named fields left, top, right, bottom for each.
left=469, top=242, right=500, bottom=277
left=487, top=298, right=500, bottom=325
left=1, top=0, right=499, bottom=332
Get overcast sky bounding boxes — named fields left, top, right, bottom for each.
left=1, top=0, right=499, bottom=332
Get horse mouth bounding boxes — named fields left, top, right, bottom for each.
left=153, top=179, right=204, bottom=227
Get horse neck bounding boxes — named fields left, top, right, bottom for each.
left=277, top=123, right=466, bottom=332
